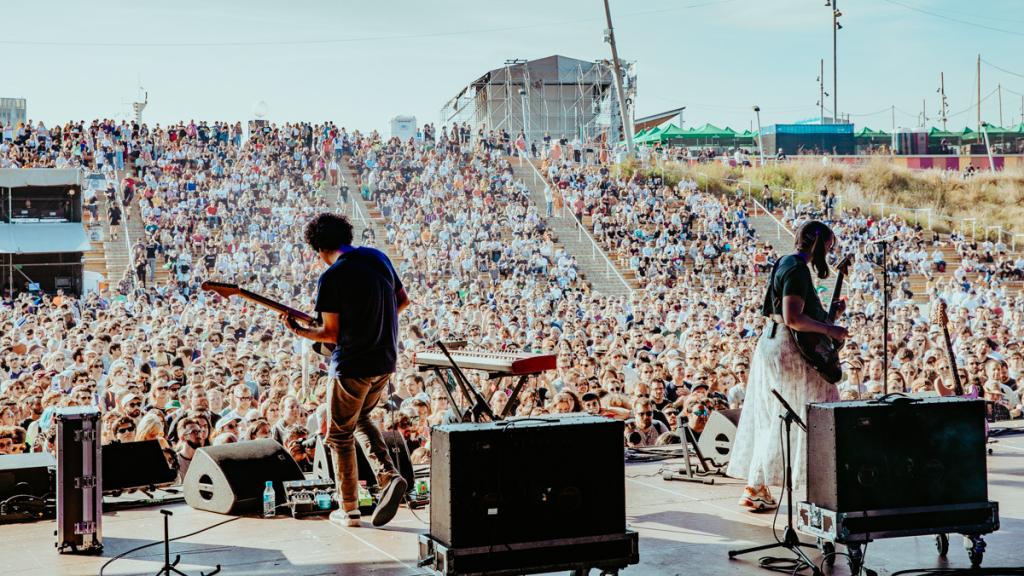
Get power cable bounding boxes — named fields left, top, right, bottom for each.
left=97, top=513, right=245, bottom=576
left=981, top=58, right=1024, bottom=81
left=883, top=0, right=1024, bottom=37
left=0, top=0, right=735, bottom=48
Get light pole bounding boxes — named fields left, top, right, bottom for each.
left=826, top=0, right=841, bottom=122
left=519, top=88, right=528, bottom=146
left=981, top=121, right=996, bottom=172
left=753, top=105, right=765, bottom=166
left=603, top=0, right=634, bottom=155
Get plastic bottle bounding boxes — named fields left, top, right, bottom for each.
left=263, top=481, right=276, bottom=518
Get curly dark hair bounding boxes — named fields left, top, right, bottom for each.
left=303, top=212, right=354, bottom=252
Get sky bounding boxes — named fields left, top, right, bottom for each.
left=4, top=0, right=1024, bottom=133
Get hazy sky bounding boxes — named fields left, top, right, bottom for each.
left=4, top=0, right=1024, bottom=132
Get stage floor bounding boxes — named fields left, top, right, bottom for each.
left=3, top=432, right=1023, bottom=576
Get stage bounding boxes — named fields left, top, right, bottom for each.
left=2, top=432, right=1023, bottom=576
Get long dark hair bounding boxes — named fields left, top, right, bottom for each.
left=794, top=220, right=834, bottom=279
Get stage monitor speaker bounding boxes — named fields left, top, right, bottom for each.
left=808, top=397, right=987, bottom=513
left=0, top=452, right=54, bottom=502
left=183, top=439, right=303, bottom=515
left=431, top=414, right=624, bottom=549
left=312, top=432, right=414, bottom=490
left=697, top=408, right=740, bottom=467
left=101, top=440, right=178, bottom=493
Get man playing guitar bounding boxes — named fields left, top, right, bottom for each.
left=282, top=212, right=410, bottom=528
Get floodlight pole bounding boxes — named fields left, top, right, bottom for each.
left=753, top=106, right=765, bottom=166
left=603, top=0, right=634, bottom=155
left=981, top=122, right=995, bottom=172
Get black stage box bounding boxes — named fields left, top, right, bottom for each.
left=430, top=414, right=624, bottom=548
left=807, top=397, right=987, bottom=513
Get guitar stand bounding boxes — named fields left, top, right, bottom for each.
left=662, top=425, right=718, bottom=485
left=155, top=510, right=221, bottom=576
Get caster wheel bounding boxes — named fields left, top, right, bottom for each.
left=847, top=543, right=863, bottom=575
left=935, top=533, right=949, bottom=557
left=968, top=549, right=983, bottom=568
left=821, top=541, right=836, bottom=567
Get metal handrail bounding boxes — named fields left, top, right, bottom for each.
left=521, top=157, right=634, bottom=298
left=751, top=196, right=795, bottom=240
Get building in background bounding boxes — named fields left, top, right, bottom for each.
left=0, top=98, right=27, bottom=128
left=390, top=115, right=417, bottom=141
left=440, top=55, right=636, bottom=147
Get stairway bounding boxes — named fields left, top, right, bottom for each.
left=510, top=159, right=634, bottom=298
left=338, top=159, right=395, bottom=261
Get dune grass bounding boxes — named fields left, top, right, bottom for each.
left=623, top=158, right=1024, bottom=236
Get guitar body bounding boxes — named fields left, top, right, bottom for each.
left=790, top=330, right=843, bottom=384
left=787, top=255, right=852, bottom=385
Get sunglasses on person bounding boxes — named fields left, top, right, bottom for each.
left=117, top=426, right=135, bottom=435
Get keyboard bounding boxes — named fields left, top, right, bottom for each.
left=413, top=349, right=557, bottom=375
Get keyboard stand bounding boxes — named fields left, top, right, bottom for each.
left=434, top=340, right=497, bottom=423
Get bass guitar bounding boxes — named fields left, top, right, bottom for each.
left=790, top=255, right=853, bottom=384
left=932, top=299, right=976, bottom=398
left=200, top=281, right=335, bottom=357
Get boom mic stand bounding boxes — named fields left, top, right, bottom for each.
left=728, top=389, right=821, bottom=576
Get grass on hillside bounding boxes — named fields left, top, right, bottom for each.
left=619, top=158, right=1024, bottom=237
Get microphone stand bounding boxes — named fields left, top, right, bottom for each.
left=728, top=389, right=821, bottom=576
left=880, top=239, right=889, bottom=395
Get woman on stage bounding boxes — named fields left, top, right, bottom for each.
left=727, top=220, right=849, bottom=511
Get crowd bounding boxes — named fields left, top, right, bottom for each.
left=0, top=118, right=1021, bottom=490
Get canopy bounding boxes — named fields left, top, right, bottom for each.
left=0, top=169, right=80, bottom=189
left=928, top=127, right=958, bottom=139
left=685, top=123, right=736, bottom=138
left=0, top=223, right=91, bottom=254
left=658, top=124, right=689, bottom=139
left=856, top=127, right=890, bottom=138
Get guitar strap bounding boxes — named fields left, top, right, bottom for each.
left=762, top=257, right=784, bottom=339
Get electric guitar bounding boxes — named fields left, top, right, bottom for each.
left=789, top=255, right=853, bottom=384
left=932, top=299, right=975, bottom=397
left=200, top=281, right=335, bottom=357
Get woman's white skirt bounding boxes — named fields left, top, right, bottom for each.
left=726, top=322, right=839, bottom=487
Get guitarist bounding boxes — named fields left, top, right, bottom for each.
left=727, top=220, right=850, bottom=511
left=282, top=212, right=410, bottom=529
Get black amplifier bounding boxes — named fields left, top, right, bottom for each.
left=430, top=414, right=624, bottom=549
left=807, top=396, right=987, bottom=513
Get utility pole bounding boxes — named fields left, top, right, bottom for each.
left=1020, top=94, right=1023, bottom=125
left=998, top=84, right=1003, bottom=127
left=977, top=54, right=982, bottom=132
left=921, top=98, right=927, bottom=127
left=603, top=0, right=634, bottom=155
left=891, top=105, right=896, bottom=153
left=819, top=59, right=825, bottom=123
left=938, top=72, right=948, bottom=131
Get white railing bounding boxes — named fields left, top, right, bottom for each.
left=751, top=195, right=795, bottom=241
left=110, top=169, right=137, bottom=289
left=520, top=158, right=634, bottom=298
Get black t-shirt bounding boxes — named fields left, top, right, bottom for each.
left=315, top=247, right=402, bottom=378
left=763, top=254, right=827, bottom=323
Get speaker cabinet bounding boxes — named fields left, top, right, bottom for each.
left=0, top=452, right=54, bottom=501
left=430, top=414, right=624, bottom=549
left=807, top=397, right=987, bottom=513
left=697, top=408, right=740, bottom=467
left=102, top=440, right=177, bottom=493
left=183, top=439, right=303, bottom=515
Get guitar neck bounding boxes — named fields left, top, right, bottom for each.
left=236, top=288, right=316, bottom=324
left=826, top=271, right=846, bottom=320
left=942, top=325, right=965, bottom=396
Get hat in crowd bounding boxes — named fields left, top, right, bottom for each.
left=690, top=382, right=709, bottom=392
left=923, top=349, right=940, bottom=362
left=216, top=414, right=242, bottom=431
left=581, top=392, right=600, bottom=403
left=986, top=353, right=1007, bottom=366
left=119, top=393, right=140, bottom=408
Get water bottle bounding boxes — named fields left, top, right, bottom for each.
left=263, top=481, right=276, bottom=518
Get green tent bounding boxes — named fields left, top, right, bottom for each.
left=686, top=123, right=734, bottom=138
left=856, top=127, right=889, bottom=138
left=928, top=127, right=958, bottom=140
left=634, top=126, right=662, bottom=144
left=658, top=124, right=689, bottom=140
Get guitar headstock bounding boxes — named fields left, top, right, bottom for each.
left=200, top=281, right=241, bottom=299
left=931, top=298, right=949, bottom=327
left=835, top=255, right=853, bottom=276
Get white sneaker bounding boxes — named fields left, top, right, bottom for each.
left=330, top=508, right=361, bottom=528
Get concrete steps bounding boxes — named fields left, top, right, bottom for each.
left=510, top=159, right=633, bottom=298
left=339, top=159, right=396, bottom=262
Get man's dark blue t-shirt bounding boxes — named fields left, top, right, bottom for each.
left=314, top=247, right=402, bottom=378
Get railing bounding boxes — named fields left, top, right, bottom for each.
left=519, top=157, right=634, bottom=299
left=110, top=168, right=137, bottom=290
